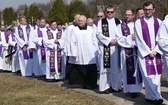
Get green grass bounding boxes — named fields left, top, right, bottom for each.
left=0, top=73, right=114, bottom=105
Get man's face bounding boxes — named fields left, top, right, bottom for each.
left=36, top=19, right=40, bottom=26
left=20, top=18, right=27, bottom=25
left=7, top=30, right=12, bottom=34
left=57, top=25, right=62, bottom=30
left=50, top=22, right=57, bottom=30
left=78, top=17, right=86, bottom=27
left=0, top=25, right=5, bottom=31
left=144, top=4, right=155, bottom=18
left=97, top=12, right=105, bottom=20
left=125, top=10, right=134, bottom=22
left=137, top=9, right=144, bottom=19
left=39, top=19, right=46, bottom=28
left=106, top=8, right=114, bottom=19
left=87, top=20, right=93, bottom=26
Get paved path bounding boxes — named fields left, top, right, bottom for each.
left=56, top=80, right=168, bottom=105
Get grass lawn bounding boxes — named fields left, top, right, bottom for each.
left=0, top=73, right=114, bottom=105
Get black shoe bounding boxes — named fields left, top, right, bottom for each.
left=102, top=88, right=111, bottom=94
left=146, top=98, right=155, bottom=104
left=111, top=88, right=122, bottom=93
left=40, top=75, right=46, bottom=78
left=154, top=99, right=163, bottom=105
left=130, top=93, right=138, bottom=98
left=83, top=85, right=98, bottom=89
left=46, top=79, right=56, bottom=82
left=0, top=69, right=3, bottom=73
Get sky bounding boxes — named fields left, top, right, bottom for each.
left=0, top=0, right=90, bottom=10
left=0, top=0, right=51, bottom=10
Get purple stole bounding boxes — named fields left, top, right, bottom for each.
left=46, top=28, right=56, bottom=75
left=11, top=33, right=17, bottom=53
left=121, top=21, right=136, bottom=84
left=18, top=24, right=31, bottom=59
left=56, top=29, right=62, bottom=75
left=6, top=32, right=13, bottom=61
left=37, top=28, right=46, bottom=62
left=94, top=21, right=98, bottom=27
left=0, top=32, right=2, bottom=54
left=140, top=17, right=162, bottom=75
left=4, top=31, right=9, bottom=43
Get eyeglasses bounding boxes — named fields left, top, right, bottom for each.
left=125, top=14, right=133, bottom=16
left=106, top=11, right=114, bottom=14
left=144, top=9, right=153, bottom=12
left=97, top=16, right=103, bottom=18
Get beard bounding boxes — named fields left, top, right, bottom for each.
left=40, top=25, right=45, bottom=28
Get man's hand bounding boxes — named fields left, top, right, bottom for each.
left=110, top=39, right=117, bottom=45
left=54, top=39, right=59, bottom=44
left=22, top=45, right=27, bottom=51
left=131, top=34, right=135, bottom=40
left=26, top=41, right=29, bottom=45
left=149, top=51, right=157, bottom=58
left=72, top=56, right=77, bottom=59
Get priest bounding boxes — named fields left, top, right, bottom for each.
left=43, top=20, right=66, bottom=81
left=116, top=9, right=142, bottom=98
left=69, top=15, right=98, bottom=89
left=134, top=1, right=163, bottom=104
left=15, top=15, right=34, bottom=76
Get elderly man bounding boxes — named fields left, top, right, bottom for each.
left=69, top=15, right=98, bottom=89
left=94, top=12, right=105, bottom=27
left=64, top=14, right=80, bottom=79
left=135, top=1, right=163, bottom=104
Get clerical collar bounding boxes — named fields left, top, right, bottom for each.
left=106, top=17, right=114, bottom=20
left=73, top=22, right=78, bottom=26
left=78, top=24, right=87, bottom=30
left=20, top=24, right=27, bottom=27
left=126, top=20, right=134, bottom=24
left=144, top=15, right=153, bottom=20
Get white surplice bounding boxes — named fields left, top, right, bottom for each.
left=135, top=16, right=162, bottom=100
left=8, top=33, right=20, bottom=72
left=15, top=24, right=33, bottom=76
left=0, top=31, right=11, bottom=71
left=64, top=25, right=76, bottom=57
left=116, top=21, right=142, bottom=93
left=31, top=27, right=49, bottom=76
left=97, top=17, right=122, bottom=92
left=69, top=26, right=98, bottom=65
left=157, top=15, right=168, bottom=78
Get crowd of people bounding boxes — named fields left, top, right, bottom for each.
left=0, top=1, right=168, bottom=105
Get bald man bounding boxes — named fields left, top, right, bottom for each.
left=69, top=15, right=98, bottom=89
left=94, top=11, right=105, bottom=27
left=64, top=14, right=80, bottom=80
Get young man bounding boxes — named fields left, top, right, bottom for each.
left=134, top=1, right=163, bottom=104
